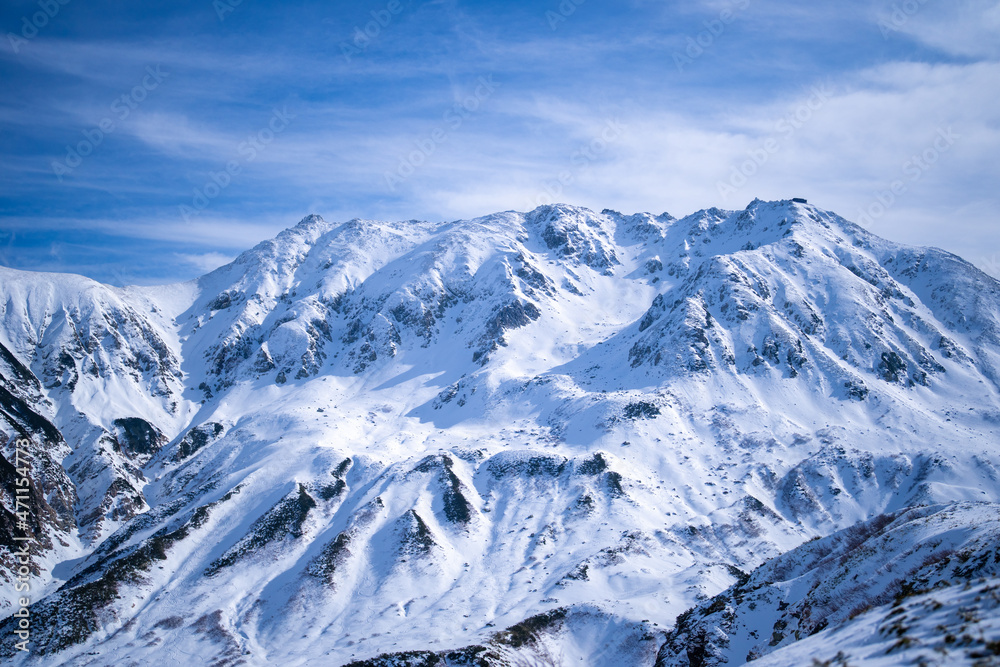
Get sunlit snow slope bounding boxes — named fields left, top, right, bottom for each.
left=1, top=199, right=999, bottom=666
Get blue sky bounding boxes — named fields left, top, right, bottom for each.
left=1, top=0, right=999, bottom=284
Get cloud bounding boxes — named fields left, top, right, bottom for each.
left=879, top=0, right=1000, bottom=59
left=124, top=112, right=246, bottom=160
left=175, top=251, right=236, bottom=274
left=0, top=214, right=288, bottom=249
left=370, top=59, right=1000, bottom=270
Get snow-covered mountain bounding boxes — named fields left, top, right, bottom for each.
left=1, top=199, right=998, bottom=666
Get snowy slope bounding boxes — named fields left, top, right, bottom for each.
left=655, top=502, right=1000, bottom=666
left=0, top=199, right=998, bottom=666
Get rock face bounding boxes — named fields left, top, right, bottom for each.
left=0, top=199, right=999, bottom=665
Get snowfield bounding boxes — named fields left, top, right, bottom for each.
left=1, top=199, right=998, bottom=666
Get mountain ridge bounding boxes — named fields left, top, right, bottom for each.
left=1, top=198, right=999, bottom=665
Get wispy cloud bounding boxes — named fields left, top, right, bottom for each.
left=175, top=251, right=236, bottom=274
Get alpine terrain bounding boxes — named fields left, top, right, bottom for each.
left=1, top=199, right=999, bottom=666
